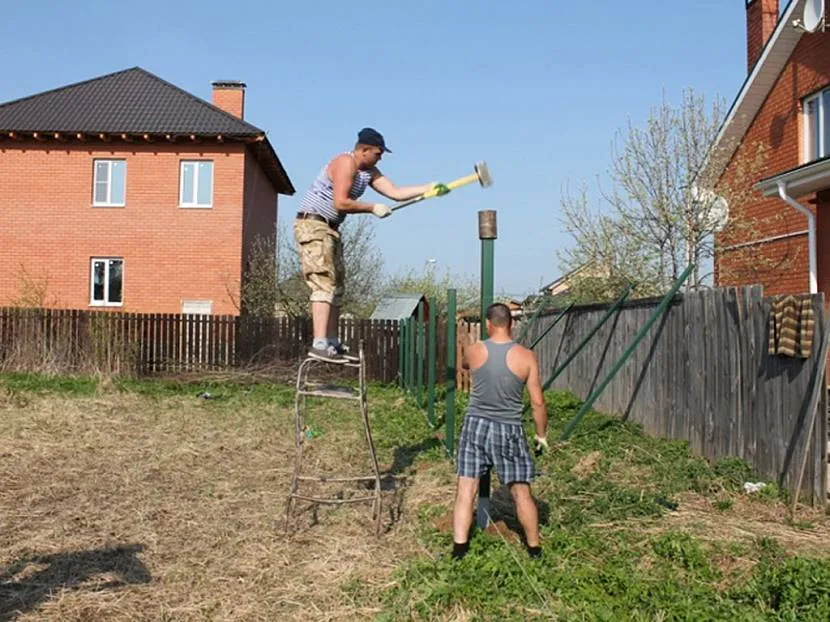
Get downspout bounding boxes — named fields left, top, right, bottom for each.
left=777, top=180, right=817, bottom=294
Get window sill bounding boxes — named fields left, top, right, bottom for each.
left=92, top=203, right=126, bottom=208
left=89, top=302, right=123, bottom=308
left=179, top=204, right=213, bottom=209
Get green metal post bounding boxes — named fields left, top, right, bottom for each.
left=477, top=210, right=497, bottom=528
left=427, top=296, right=437, bottom=427
left=559, top=265, right=693, bottom=440
left=407, top=316, right=415, bottom=392
left=398, top=319, right=406, bottom=389
left=517, top=295, right=551, bottom=345
left=417, top=299, right=425, bottom=407
left=445, top=288, right=457, bottom=456
left=528, top=302, right=574, bottom=351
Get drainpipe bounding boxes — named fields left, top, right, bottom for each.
left=777, top=180, right=817, bottom=294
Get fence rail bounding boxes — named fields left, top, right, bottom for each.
left=0, top=308, right=400, bottom=382
left=523, top=286, right=828, bottom=505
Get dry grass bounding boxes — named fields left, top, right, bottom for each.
left=0, top=384, right=456, bottom=621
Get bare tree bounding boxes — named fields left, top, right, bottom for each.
left=382, top=263, right=480, bottom=317
left=558, top=87, right=791, bottom=302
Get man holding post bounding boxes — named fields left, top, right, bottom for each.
left=452, top=302, right=548, bottom=559
left=294, top=127, right=449, bottom=363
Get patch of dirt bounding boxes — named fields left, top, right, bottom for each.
left=570, top=451, right=602, bottom=479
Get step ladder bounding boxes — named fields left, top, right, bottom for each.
left=283, top=341, right=383, bottom=535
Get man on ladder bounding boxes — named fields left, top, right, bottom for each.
left=452, top=302, right=549, bottom=559
left=293, top=127, right=449, bottom=364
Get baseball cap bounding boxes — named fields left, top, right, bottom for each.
left=357, top=127, right=392, bottom=153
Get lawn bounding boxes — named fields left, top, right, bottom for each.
left=2, top=373, right=830, bottom=621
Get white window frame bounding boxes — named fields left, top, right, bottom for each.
left=90, top=257, right=124, bottom=307
left=179, top=160, right=214, bottom=208
left=802, top=87, right=830, bottom=163
left=92, top=159, right=127, bottom=207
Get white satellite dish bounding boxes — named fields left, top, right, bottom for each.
left=803, top=0, right=825, bottom=32
left=691, top=185, right=729, bottom=232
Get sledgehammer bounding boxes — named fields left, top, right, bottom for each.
left=390, top=161, right=493, bottom=212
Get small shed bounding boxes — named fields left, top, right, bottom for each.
left=370, top=293, right=430, bottom=321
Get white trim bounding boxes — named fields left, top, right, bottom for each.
left=90, top=257, right=124, bottom=307
left=92, top=159, right=127, bottom=207
left=756, top=155, right=830, bottom=197
left=697, top=0, right=806, bottom=187
left=777, top=180, right=817, bottom=293
left=179, top=160, right=214, bottom=208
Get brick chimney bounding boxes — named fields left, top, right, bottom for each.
left=746, top=0, right=779, bottom=72
left=211, top=80, right=246, bottom=119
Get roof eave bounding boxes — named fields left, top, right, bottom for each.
left=755, top=155, right=830, bottom=197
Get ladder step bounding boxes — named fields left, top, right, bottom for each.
left=298, top=383, right=360, bottom=400
left=289, top=493, right=377, bottom=505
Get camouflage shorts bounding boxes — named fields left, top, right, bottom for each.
left=293, top=218, right=345, bottom=306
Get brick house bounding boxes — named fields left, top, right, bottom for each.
left=0, top=67, right=294, bottom=315
left=700, top=0, right=829, bottom=298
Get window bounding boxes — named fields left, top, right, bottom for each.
left=92, top=160, right=126, bottom=206
left=180, top=161, right=213, bottom=207
left=90, top=258, right=123, bottom=306
left=803, top=87, right=830, bottom=162
left=181, top=300, right=213, bottom=315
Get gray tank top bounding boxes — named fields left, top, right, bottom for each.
left=466, top=340, right=526, bottom=423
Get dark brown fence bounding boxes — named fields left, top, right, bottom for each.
left=523, top=286, right=828, bottom=505
left=0, top=308, right=401, bottom=383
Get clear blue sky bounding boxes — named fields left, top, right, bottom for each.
left=1, top=0, right=756, bottom=299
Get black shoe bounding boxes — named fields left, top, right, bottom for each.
left=334, top=343, right=360, bottom=363
left=307, top=345, right=347, bottom=364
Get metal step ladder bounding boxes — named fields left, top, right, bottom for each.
left=283, top=341, right=383, bottom=535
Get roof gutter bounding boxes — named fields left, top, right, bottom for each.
left=777, top=180, right=817, bottom=293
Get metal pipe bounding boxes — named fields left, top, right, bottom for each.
left=407, top=316, right=415, bottom=391
left=559, top=264, right=693, bottom=440
left=427, top=296, right=437, bottom=427
left=517, top=295, right=551, bottom=345
left=477, top=210, right=496, bottom=528
left=417, top=299, right=425, bottom=406
left=445, top=288, right=457, bottom=455
left=398, top=319, right=405, bottom=389
left=529, top=302, right=574, bottom=351
left=777, top=180, right=817, bottom=294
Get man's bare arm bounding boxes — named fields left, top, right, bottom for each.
left=370, top=171, right=434, bottom=202
left=526, top=352, right=548, bottom=440
left=330, top=157, right=377, bottom=213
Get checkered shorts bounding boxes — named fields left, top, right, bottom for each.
left=456, top=415, right=535, bottom=485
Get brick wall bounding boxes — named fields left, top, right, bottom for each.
left=0, top=140, right=252, bottom=314
left=715, top=30, right=830, bottom=295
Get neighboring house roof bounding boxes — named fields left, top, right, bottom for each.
left=0, top=66, right=294, bottom=195
left=696, top=0, right=804, bottom=188
left=370, top=294, right=426, bottom=320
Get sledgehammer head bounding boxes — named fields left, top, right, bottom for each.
left=475, top=161, right=493, bottom=188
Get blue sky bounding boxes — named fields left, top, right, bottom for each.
left=1, top=0, right=757, bottom=298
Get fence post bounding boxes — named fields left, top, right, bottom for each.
left=477, top=210, right=496, bottom=529
left=407, top=315, right=416, bottom=392
left=399, top=319, right=407, bottom=390
left=417, top=299, right=425, bottom=407
left=427, top=296, right=437, bottom=427
left=446, top=289, right=457, bottom=455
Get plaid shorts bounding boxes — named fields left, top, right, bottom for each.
left=456, top=415, right=535, bottom=485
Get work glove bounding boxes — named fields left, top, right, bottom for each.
left=432, top=182, right=451, bottom=196
left=372, top=203, right=392, bottom=218
left=534, top=435, right=549, bottom=455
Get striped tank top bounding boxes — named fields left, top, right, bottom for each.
left=297, top=152, right=372, bottom=228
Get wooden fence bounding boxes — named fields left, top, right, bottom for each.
left=522, top=286, right=828, bottom=505
left=0, top=308, right=400, bottom=383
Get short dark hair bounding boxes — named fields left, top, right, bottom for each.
left=485, top=303, right=512, bottom=328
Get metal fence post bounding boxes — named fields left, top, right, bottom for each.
left=477, top=210, right=496, bottom=529
left=445, top=288, right=457, bottom=455
left=427, top=296, right=437, bottom=427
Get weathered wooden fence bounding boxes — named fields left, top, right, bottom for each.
left=523, top=286, right=828, bottom=505
left=0, top=308, right=401, bottom=382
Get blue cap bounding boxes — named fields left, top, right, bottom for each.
left=357, top=127, right=392, bottom=153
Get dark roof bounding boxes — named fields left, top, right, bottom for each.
left=0, top=67, right=294, bottom=194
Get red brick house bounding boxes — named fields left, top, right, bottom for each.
left=0, top=67, right=294, bottom=315
left=701, top=0, right=830, bottom=298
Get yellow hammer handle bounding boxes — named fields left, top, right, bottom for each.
left=446, top=173, right=479, bottom=190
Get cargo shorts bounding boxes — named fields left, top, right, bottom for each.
left=293, top=217, right=345, bottom=306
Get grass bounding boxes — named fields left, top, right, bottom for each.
left=1, top=373, right=830, bottom=621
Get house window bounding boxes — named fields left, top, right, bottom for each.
left=90, top=258, right=123, bottom=306
left=93, top=160, right=126, bottom=206
left=803, top=87, right=830, bottom=162
left=180, top=161, right=213, bottom=207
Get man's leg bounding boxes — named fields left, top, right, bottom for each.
left=326, top=303, right=339, bottom=343
left=312, top=302, right=331, bottom=342
left=452, top=476, right=478, bottom=559
left=509, top=483, right=542, bottom=557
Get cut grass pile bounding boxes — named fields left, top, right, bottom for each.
left=1, top=373, right=830, bottom=621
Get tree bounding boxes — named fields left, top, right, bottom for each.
left=275, top=216, right=386, bottom=318
left=558, top=88, right=785, bottom=303
left=381, top=263, right=480, bottom=318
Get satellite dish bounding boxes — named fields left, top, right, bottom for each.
left=691, top=185, right=729, bottom=232
left=804, top=0, right=825, bottom=32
